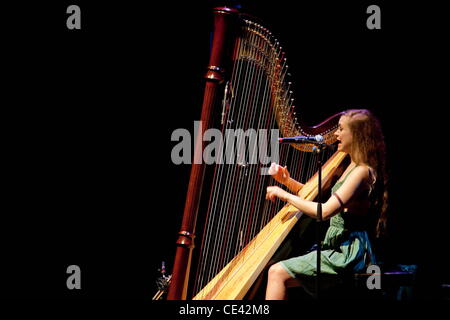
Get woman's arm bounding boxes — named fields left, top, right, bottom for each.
left=285, top=177, right=304, bottom=194
left=268, top=163, right=304, bottom=193
left=266, top=166, right=370, bottom=220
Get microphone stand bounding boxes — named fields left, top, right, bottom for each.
left=282, top=137, right=329, bottom=299
left=313, top=144, right=325, bottom=300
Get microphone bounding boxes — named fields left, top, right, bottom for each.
left=278, top=134, right=325, bottom=144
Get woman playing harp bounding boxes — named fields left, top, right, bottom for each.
left=168, top=7, right=380, bottom=300
left=265, top=109, right=388, bottom=300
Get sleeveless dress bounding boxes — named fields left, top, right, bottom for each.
left=279, top=166, right=376, bottom=294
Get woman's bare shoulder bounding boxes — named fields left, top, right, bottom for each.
left=352, top=165, right=377, bottom=189
left=349, top=165, right=372, bottom=183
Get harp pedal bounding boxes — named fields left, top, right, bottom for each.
left=152, top=261, right=172, bottom=300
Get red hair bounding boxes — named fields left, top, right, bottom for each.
left=343, top=109, right=388, bottom=237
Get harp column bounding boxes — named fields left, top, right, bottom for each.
left=167, top=7, right=238, bottom=300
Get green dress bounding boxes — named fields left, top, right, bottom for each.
left=279, top=166, right=376, bottom=294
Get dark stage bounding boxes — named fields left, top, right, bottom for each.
left=2, top=0, right=449, bottom=310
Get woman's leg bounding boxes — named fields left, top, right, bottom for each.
left=266, top=263, right=300, bottom=300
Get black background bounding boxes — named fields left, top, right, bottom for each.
left=1, top=0, right=449, bottom=303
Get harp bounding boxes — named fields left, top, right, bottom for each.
left=167, top=7, right=348, bottom=300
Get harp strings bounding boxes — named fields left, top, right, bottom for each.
left=208, top=21, right=274, bottom=285
left=231, top=22, right=278, bottom=255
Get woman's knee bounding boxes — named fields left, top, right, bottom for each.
left=268, top=263, right=291, bottom=282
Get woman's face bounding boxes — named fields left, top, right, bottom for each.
left=335, top=116, right=353, bottom=153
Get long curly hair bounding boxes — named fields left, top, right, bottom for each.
left=343, top=109, right=388, bottom=238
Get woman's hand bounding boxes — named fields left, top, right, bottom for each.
left=266, top=186, right=290, bottom=202
left=268, top=163, right=290, bottom=185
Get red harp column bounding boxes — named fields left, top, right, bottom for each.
left=167, top=7, right=238, bottom=300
